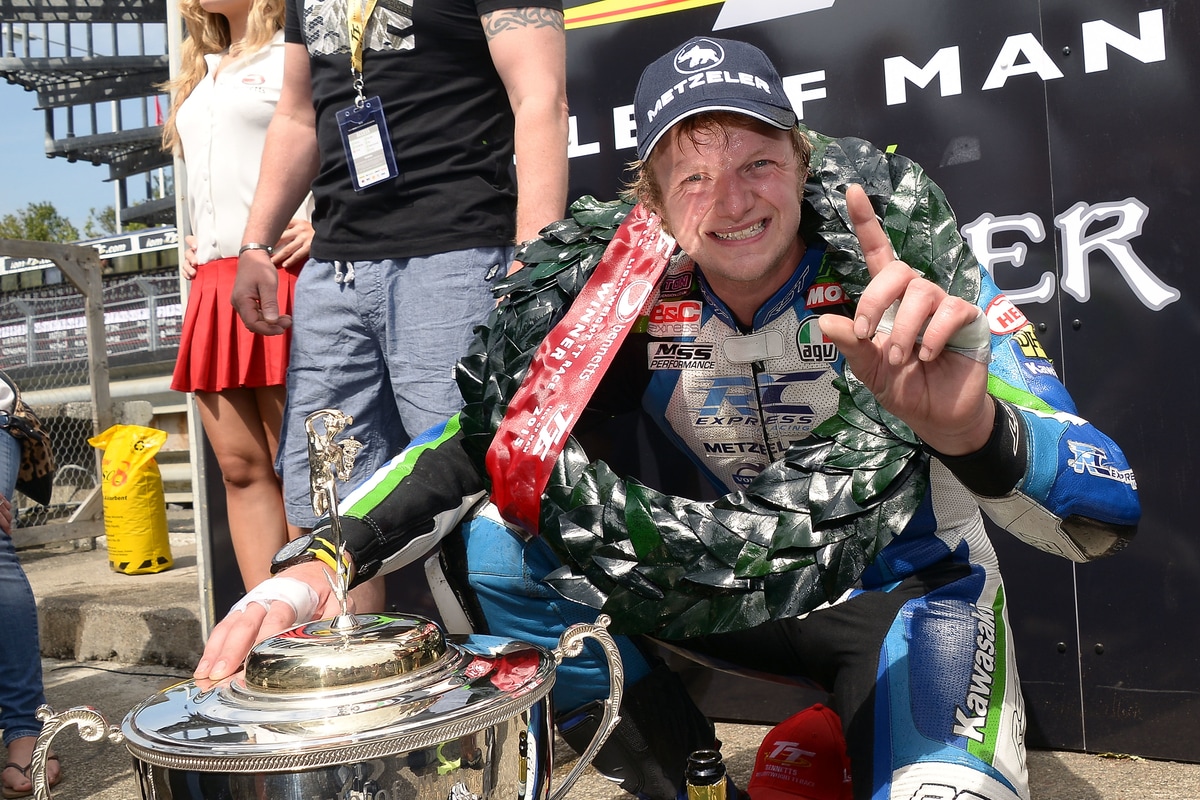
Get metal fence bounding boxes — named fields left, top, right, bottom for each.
left=0, top=270, right=181, bottom=524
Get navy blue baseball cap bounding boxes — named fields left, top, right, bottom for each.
left=634, top=37, right=798, bottom=161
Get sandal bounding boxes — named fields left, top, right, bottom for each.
left=2, top=755, right=61, bottom=799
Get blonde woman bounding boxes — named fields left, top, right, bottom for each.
left=164, top=0, right=312, bottom=590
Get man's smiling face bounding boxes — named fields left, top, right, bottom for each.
left=652, top=117, right=806, bottom=324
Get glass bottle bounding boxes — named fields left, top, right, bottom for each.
left=685, top=749, right=728, bottom=800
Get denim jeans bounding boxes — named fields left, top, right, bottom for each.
left=0, top=429, right=46, bottom=745
left=278, top=247, right=507, bottom=527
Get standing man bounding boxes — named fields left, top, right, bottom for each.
left=230, top=0, right=568, bottom=604
left=203, top=36, right=1140, bottom=800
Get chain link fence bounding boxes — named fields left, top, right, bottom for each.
left=0, top=269, right=182, bottom=525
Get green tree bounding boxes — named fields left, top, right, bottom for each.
left=84, top=205, right=153, bottom=238
left=0, top=201, right=80, bottom=243
left=84, top=205, right=119, bottom=238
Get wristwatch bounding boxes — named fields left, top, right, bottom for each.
left=269, top=532, right=350, bottom=577
left=270, top=533, right=317, bottom=574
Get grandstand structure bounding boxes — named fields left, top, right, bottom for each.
left=0, top=231, right=189, bottom=537
left=0, top=0, right=174, bottom=226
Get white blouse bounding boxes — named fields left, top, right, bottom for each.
left=176, top=31, right=312, bottom=264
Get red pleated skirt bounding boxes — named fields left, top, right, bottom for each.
left=170, top=257, right=301, bottom=393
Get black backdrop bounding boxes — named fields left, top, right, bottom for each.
left=202, top=0, right=1198, bottom=763
left=557, top=0, right=1198, bottom=761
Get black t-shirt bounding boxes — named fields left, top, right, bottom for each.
left=285, top=0, right=563, bottom=261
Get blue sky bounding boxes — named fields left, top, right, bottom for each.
left=1, top=18, right=169, bottom=238
left=0, top=83, right=123, bottom=234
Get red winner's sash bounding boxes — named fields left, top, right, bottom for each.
left=486, top=204, right=676, bottom=534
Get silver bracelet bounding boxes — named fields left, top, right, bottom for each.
left=238, top=242, right=274, bottom=256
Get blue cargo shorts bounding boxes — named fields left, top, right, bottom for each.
left=278, top=247, right=507, bottom=528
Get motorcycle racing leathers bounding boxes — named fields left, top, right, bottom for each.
left=324, top=240, right=1140, bottom=800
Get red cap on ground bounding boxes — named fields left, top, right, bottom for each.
left=747, top=704, right=853, bottom=800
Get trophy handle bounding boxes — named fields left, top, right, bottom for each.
left=30, top=704, right=125, bottom=800
left=548, top=614, right=624, bottom=800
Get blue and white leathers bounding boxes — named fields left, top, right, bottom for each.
left=338, top=241, right=1139, bottom=800
left=450, top=242, right=1137, bottom=800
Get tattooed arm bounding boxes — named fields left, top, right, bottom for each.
left=483, top=7, right=569, bottom=251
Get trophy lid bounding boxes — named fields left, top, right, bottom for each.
left=121, top=614, right=557, bottom=773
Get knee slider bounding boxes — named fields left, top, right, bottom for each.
left=425, top=530, right=489, bottom=634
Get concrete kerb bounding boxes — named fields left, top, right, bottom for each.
left=21, top=512, right=204, bottom=670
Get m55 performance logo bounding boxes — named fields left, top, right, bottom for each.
left=648, top=342, right=715, bottom=370
left=565, top=0, right=835, bottom=32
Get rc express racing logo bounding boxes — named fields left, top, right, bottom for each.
left=692, top=372, right=823, bottom=429
left=564, top=0, right=836, bottom=32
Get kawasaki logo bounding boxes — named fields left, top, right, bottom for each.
left=952, top=605, right=997, bottom=744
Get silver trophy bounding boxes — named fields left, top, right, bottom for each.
left=29, top=409, right=624, bottom=800
left=304, top=407, right=363, bottom=630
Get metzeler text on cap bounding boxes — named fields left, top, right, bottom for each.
left=634, top=37, right=799, bottom=161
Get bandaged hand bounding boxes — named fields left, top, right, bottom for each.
left=193, top=562, right=341, bottom=682
left=230, top=576, right=320, bottom=619
left=817, top=184, right=996, bottom=457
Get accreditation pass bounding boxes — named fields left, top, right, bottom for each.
left=336, top=96, right=399, bottom=191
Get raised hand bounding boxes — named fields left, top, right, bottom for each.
left=817, top=184, right=994, bottom=456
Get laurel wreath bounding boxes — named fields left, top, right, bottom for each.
left=455, top=126, right=981, bottom=639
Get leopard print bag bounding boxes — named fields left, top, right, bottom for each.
left=0, top=371, right=56, bottom=506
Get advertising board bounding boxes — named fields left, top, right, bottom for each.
left=556, top=0, right=1196, bottom=760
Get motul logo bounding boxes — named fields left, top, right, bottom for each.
left=805, top=282, right=846, bottom=308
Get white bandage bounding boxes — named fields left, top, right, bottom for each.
left=876, top=302, right=991, bottom=364
left=944, top=308, right=991, bottom=363
left=230, top=576, right=320, bottom=622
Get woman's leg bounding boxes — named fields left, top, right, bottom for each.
left=0, top=431, right=59, bottom=793
left=251, top=384, right=302, bottom=542
left=195, top=388, right=291, bottom=590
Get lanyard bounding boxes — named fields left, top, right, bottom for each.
left=347, top=0, right=378, bottom=106
left=486, top=204, right=676, bottom=534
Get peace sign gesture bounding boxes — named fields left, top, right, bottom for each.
left=817, top=184, right=995, bottom=456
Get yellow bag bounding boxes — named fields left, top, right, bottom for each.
left=88, top=424, right=173, bottom=575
